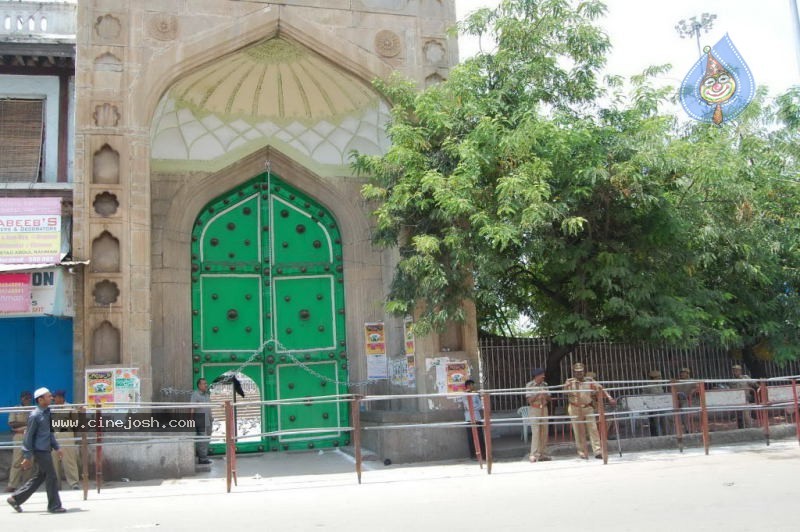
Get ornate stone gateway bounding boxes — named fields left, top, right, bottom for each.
left=190, top=172, right=349, bottom=452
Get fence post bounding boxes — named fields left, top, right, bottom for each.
left=792, top=379, right=800, bottom=447
left=698, top=383, right=710, bottom=455
left=350, top=395, right=362, bottom=484
left=596, top=388, right=608, bottom=465
left=670, top=382, right=684, bottom=453
left=224, top=400, right=236, bottom=492
left=94, top=403, right=103, bottom=493
left=467, top=393, right=483, bottom=468
left=80, top=406, right=89, bottom=500
left=759, top=381, right=770, bottom=446
left=481, top=391, right=493, bottom=475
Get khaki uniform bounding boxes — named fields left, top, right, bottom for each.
left=52, top=403, right=81, bottom=488
left=524, top=380, right=551, bottom=460
left=565, top=377, right=602, bottom=457
left=7, top=408, right=34, bottom=489
left=732, top=374, right=756, bottom=428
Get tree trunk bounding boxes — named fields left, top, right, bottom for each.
left=740, top=344, right=767, bottom=379
left=545, top=343, right=576, bottom=387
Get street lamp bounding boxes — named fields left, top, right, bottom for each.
left=675, top=13, right=717, bottom=56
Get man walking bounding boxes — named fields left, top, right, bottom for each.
left=190, top=377, right=213, bottom=465
left=7, top=387, right=66, bottom=514
left=525, top=368, right=551, bottom=462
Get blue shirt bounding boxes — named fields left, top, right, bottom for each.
left=22, top=405, right=60, bottom=459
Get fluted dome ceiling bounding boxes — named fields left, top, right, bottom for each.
left=151, top=37, right=390, bottom=174
left=169, top=38, right=379, bottom=124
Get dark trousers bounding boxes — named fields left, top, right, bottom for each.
left=11, top=451, right=62, bottom=511
left=465, top=423, right=486, bottom=458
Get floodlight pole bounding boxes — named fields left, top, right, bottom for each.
left=675, top=13, right=717, bottom=56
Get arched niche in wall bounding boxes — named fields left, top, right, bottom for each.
left=93, top=191, right=119, bottom=217
left=92, top=144, right=120, bottom=184
left=92, top=320, right=121, bottom=365
left=92, top=279, right=120, bottom=305
left=91, top=231, right=121, bottom=273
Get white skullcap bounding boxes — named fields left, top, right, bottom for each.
left=33, top=387, right=50, bottom=400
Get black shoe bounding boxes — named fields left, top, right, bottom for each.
left=595, top=454, right=603, bottom=459
left=198, top=459, right=211, bottom=465
left=7, top=497, right=22, bottom=513
left=48, top=507, right=67, bottom=513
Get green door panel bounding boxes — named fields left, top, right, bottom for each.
left=273, top=276, right=336, bottom=352
left=198, top=276, right=263, bottom=352
left=201, top=364, right=265, bottom=452
left=190, top=172, right=348, bottom=454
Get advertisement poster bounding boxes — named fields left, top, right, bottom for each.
left=0, top=197, right=62, bottom=264
left=390, top=358, right=408, bottom=386
left=406, top=354, right=416, bottom=387
left=113, top=368, right=141, bottom=404
left=364, top=322, right=386, bottom=356
left=0, top=273, right=31, bottom=312
left=446, top=361, right=469, bottom=393
left=367, top=354, right=388, bottom=380
left=0, top=269, right=74, bottom=317
left=403, top=318, right=415, bottom=355
left=85, top=369, right=114, bottom=406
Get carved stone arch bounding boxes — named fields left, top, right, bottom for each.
left=137, top=9, right=395, bottom=128
left=91, top=230, right=121, bottom=273
left=92, top=320, right=121, bottom=365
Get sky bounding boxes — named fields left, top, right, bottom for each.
left=456, top=0, right=800, bottom=96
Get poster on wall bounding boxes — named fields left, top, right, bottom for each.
left=390, top=357, right=408, bottom=386
left=367, top=354, right=388, bottom=380
left=364, top=322, right=386, bottom=355
left=113, top=368, right=141, bottom=404
left=0, top=198, right=62, bottom=264
left=403, top=318, right=415, bottom=355
left=446, top=361, right=469, bottom=393
left=85, top=369, right=114, bottom=406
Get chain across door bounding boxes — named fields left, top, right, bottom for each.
left=190, top=172, right=349, bottom=452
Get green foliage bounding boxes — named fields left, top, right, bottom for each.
left=353, top=0, right=800, bottom=361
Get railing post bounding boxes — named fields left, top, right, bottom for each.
left=224, top=400, right=236, bottom=492
left=792, top=379, right=800, bottom=447
left=467, top=393, right=483, bottom=468
left=94, top=403, right=103, bottom=493
left=698, top=383, right=710, bottom=455
left=80, top=406, right=89, bottom=500
left=670, top=382, right=684, bottom=453
left=596, top=388, right=608, bottom=465
left=481, top=391, right=493, bottom=475
left=759, top=381, right=770, bottom=446
left=350, top=395, right=363, bottom=484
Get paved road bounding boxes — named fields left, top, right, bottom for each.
left=3, top=440, right=799, bottom=531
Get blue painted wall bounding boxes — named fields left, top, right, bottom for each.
left=0, top=317, right=73, bottom=434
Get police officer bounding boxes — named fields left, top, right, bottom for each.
left=6, top=391, right=34, bottom=493
left=525, top=368, right=551, bottom=462
left=564, top=363, right=615, bottom=459
left=51, top=390, right=81, bottom=489
left=731, top=365, right=756, bottom=428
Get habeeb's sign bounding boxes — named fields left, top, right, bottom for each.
left=0, top=197, right=62, bottom=264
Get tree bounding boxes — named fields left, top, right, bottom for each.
left=353, top=0, right=800, bottom=381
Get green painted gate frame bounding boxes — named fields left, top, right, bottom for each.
left=190, top=172, right=350, bottom=453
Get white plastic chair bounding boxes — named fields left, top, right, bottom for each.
left=517, top=406, right=531, bottom=442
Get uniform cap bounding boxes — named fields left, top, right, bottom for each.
left=572, top=363, right=585, bottom=372
left=53, top=389, right=66, bottom=397
left=20, top=390, right=32, bottom=398
left=731, top=364, right=742, bottom=370
left=648, top=370, right=662, bottom=378
left=33, top=387, right=50, bottom=400
left=679, top=367, right=691, bottom=374
left=532, top=368, right=545, bottom=377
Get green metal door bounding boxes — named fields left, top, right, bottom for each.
left=190, top=172, right=349, bottom=452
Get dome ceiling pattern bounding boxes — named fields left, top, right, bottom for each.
left=151, top=38, right=390, bottom=173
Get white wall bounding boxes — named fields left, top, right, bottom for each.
left=0, top=74, right=61, bottom=182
